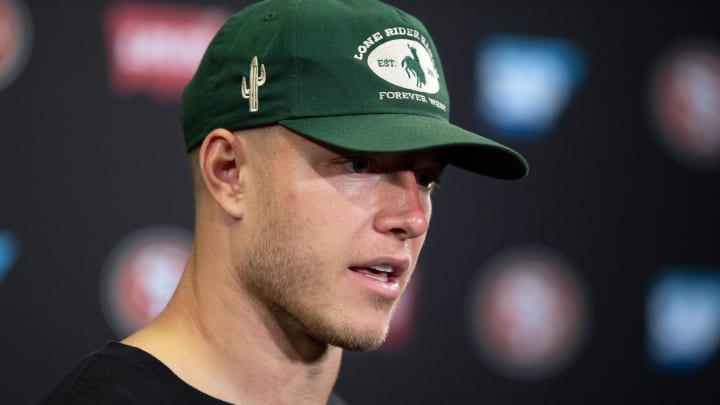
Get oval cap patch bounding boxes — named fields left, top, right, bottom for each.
left=368, top=39, right=440, bottom=94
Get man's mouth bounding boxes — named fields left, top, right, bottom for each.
left=349, top=265, right=395, bottom=283
left=348, top=260, right=409, bottom=298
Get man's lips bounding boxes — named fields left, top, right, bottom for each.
left=348, top=258, right=410, bottom=283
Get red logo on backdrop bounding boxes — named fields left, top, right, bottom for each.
left=467, top=245, right=589, bottom=380
left=382, top=275, right=420, bottom=350
left=650, top=39, right=720, bottom=170
left=100, top=225, right=192, bottom=338
left=0, top=0, right=32, bottom=91
left=104, top=2, right=229, bottom=101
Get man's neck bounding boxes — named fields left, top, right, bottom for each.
left=122, top=247, right=343, bottom=405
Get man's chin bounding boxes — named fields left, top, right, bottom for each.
left=323, top=325, right=390, bottom=352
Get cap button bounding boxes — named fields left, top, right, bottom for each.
left=263, top=11, right=277, bottom=21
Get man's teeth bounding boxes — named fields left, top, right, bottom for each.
left=356, top=267, right=390, bottom=282
left=369, top=265, right=393, bottom=273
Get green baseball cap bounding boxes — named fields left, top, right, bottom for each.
left=182, top=0, right=528, bottom=179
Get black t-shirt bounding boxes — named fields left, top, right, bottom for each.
left=39, top=342, right=347, bottom=405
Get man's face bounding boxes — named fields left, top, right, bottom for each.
left=237, top=127, right=444, bottom=351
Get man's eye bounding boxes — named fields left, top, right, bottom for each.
left=415, top=171, right=440, bottom=190
left=345, top=157, right=373, bottom=174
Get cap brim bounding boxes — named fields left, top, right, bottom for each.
left=279, top=114, right=528, bottom=180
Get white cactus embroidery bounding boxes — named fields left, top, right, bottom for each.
left=241, top=56, right=266, bottom=112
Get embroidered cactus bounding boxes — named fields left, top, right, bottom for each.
left=241, top=56, right=266, bottom=112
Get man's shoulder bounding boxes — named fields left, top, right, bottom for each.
left=38, top=341, right=349, bottom=405
left=37, top=342, right=228, bottom=405
left=37, top=342, right=147, bottom=404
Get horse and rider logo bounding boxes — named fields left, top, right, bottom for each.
left=402, top=44, right=426, bottom=89
left=367, top=38, right=440, bottom=94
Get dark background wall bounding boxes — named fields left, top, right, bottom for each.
left=1, top=0, right=719, bottom=404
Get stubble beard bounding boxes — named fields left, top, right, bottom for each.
left=241, top=183, right=394, bottom=352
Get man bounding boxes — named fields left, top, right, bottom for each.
left=40, top=0, right=527, bottom=404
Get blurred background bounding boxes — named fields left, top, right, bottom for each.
left=1, top=0, right=719, bottom=403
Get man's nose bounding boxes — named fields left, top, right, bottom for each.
left=373, top=170, right=431, bottom=240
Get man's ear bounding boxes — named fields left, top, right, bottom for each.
left=198, top=128, right=246, bottom=219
